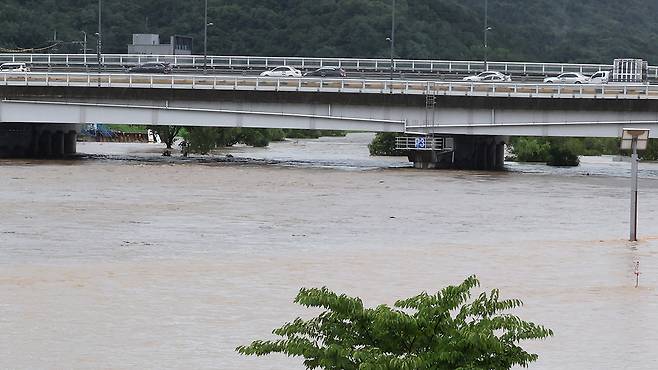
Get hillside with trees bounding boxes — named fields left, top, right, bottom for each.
left=2, top=0, right=658, bottom=64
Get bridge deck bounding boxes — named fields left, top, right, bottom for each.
left=1, top=72, right=657, bottom=100
left=0, top=53, right=646, bottom=77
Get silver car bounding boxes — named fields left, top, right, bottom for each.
left=260, top=66, right=302, bottom=77
left=543, top=72, right=589, bottom=84
left=463, top=71, right=511, bottom=82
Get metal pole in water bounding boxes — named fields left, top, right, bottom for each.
left=630, top=138, right=638, bottom=242
left=634, top=261, right=640, bottom=288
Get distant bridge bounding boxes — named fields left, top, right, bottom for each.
left=2, top=64, right=658, bottom=169
left=3, top=53, right=656, bottom=78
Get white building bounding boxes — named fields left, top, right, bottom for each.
left=127, top=34, right=193, bottom=55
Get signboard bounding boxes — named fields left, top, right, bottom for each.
left=414, top=137, right=426, bottom=149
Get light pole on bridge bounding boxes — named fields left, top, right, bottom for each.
left=483, top=0, right=492, bottom=71
left=96, top=0, right=102, bottom=81
left=386, top=0, right=396, bottom=80
left=203, top=0, right=214, bottom=74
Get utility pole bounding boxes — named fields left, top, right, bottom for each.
left=96, top=0, right=102, bottom=77
left=82, top=31, right=87, bottom=55
left=389, top=0, right=396, bottom=80
left=484, top=0, right=490, bottom=71
left=484, top=0, right=489, bottom=71
left=204, top=0, right=208, bottom=73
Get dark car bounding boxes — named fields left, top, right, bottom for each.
left=303, top=67, right=346, bottom=77
left=127, top=62, right=172, bottom=74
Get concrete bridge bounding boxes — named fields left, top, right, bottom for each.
left=2, top=66, right=658, bottom=169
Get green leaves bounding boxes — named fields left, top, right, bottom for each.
left=237, top=275, right=553, bottom=369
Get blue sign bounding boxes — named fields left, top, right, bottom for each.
left=414, top=137, right=426, bottom=149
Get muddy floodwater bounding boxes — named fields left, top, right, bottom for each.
left=2, top=133, right=658, bottom=369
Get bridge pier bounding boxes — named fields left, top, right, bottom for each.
left=52, top=131, right=65, bottom=158
left=407, top=135, right=506, bottom=170
left=64, top=130, right=77, bottom=155
left=0, top=123, right=80, bottom=159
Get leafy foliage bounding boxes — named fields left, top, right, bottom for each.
left=3, top=1, right=658, bottom=64
left=368, top=133, right=405, bottom=156
left=546, top=138, right=583, bottom=166
left=507, top=137, right=551, bottom=162
left=150, top=125, right=180, bottom=149
left=237, top=276, right=553, bottom=369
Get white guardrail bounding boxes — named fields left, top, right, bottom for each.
left=2, top=53, right=655, bottom=77
left=1, top=72, right=657, bottom=100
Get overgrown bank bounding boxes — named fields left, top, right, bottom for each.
left=368, top=133, right=658, bottom=166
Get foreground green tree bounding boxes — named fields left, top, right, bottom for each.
left=237, top=276, right=553, bottom=369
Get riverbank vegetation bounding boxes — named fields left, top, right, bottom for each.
left=237, top=275, right=553, bottom=369
left=508, top=137, right=658, bottom=164
left=368, top=132, right=406, bottom=156
left=178, top=127, right=345, bottom=154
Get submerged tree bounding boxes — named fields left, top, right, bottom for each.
left=237, top=275, right=553, bottom=369
left=150, top=125, right=181, bottom=150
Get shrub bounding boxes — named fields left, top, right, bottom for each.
left=237, top=276, right=553, bottom=370
left=368, top=132, right=405, bottom=156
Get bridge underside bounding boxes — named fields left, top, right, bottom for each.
left=2, top=86, right=658, bottom=167
left=0, top=123, right=79, bottom=158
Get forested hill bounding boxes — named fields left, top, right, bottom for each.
left=1, top=0, right=658, bottom=64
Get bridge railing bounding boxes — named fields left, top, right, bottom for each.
left=1, top=71, right=656, bottom=100
left=0, top=53, right=645, bottom=77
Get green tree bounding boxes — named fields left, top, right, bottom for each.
left=546, top=138, right=583, bottom=166
left=508, top=137, right=551, bottom=162
left=150, top=125, right=181, bottom=149
left=368, top=132, right=405, bottom=156
left=237, top=275, right=553, bottom=369
left=185, top=126, right=220, bottom=155
left=640, top=139, right=658, bottom=160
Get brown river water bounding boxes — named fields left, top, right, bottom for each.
left=1, top=133, right=658, bottom=369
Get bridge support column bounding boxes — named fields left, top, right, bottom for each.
left=64, top=130, right=77, bottom=155
left=52, top=131, right=65, bottom=158
left=0, top=123, right=80, bottom=158
left=38, top=131, right=53, bottom=158
left=407, top=135, right=507, bottom=171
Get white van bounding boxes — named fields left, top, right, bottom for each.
left=588, top=70, right=610, bottom=84
left=0, top=62, right=30, bottom=72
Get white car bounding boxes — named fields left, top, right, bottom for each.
left=543, top=72, right=589, bottom=84
left=0, top=62, right=30, bottom=72
left=588, top=71, right=610, bottom=84
left=260, top=66, right=302, bottom=77
left=463, top=71, right=511, bottom=82
left=480, top=74, right=509, bottom=82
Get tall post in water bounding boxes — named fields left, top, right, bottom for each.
left=630, top=138, right=638, bottom=241
left=621, top=128, right=649, bottom=242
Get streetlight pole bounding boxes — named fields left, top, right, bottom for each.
left=97, top=0, right=102, bottom=76
left=484, top=0, right=489, bottom=71
left=204, top=0, right=208, bottom=73
left=81, top=31, right=87, bottom=55
left=389, top=0, right=396, bottom=80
